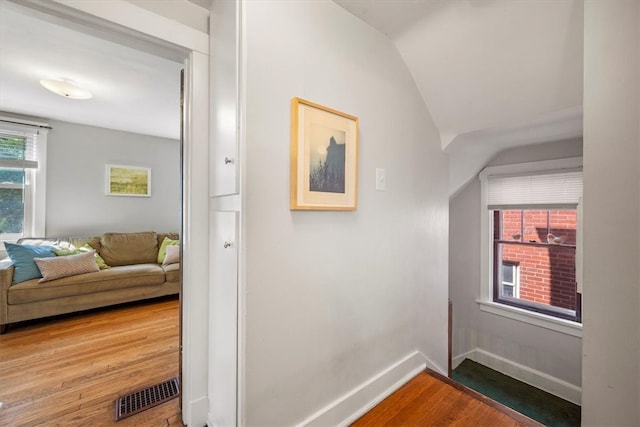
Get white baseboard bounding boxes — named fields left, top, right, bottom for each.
left=452, top=349, right=475, bottom=370
left=454, top=348, right=582, bottom=405
left=207, top=413, right=224, bottom=427
left=298, top=351, right=429, bottom=426
left=185, top=395, right=208, bottom=427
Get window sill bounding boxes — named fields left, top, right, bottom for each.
left=476, top=299, right=583, bottom=338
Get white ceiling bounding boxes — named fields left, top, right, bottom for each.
left=334, top=0, right=584, bottom=195
left=1, top=1, right=584, bottom=194
left=0, top=2, right=183, bottom=140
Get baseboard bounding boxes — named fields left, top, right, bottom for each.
left=297, top=351, right=429, bottom=426
left=207, top=413, right=219, bottom=427
left=454, top=348, right=582, bottom=405
left=207, top=413, right=223, bottom=427
left=206, top=405, right=236, bottom=427
left=186, top=395, right=208, bottom=427
left=452, top=349, right=475, bottom=370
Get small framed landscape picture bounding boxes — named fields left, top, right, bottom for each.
left=106, top=164, right=151, bottom=197
left=290, top=98, right=358, bottom=210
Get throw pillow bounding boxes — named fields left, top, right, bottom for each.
left=5, top=243, right=56, bottom=285
left=157, top=237, right=180, bottom=264
left=54, top=244, right=110, bottom=269
left=163, top=244, right=180, bottom=265
left=34, top=251, right=100, bottom=282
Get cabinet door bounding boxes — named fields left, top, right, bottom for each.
left=209, top=211, right=238, bottom=426
left=211, top=0, right=240, bottom=197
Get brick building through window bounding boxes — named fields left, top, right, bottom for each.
left=494, top=209, right=578, bottom=320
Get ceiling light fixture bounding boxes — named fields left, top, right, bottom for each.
left=39, top=79, right=93, bottom=100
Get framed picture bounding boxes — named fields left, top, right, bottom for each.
left=106, top=164, right=151, bottom=197
left=290, top=98, right=358, bottom=210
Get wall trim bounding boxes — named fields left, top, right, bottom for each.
left=297, top=351, right=431, bottom=426
left=477, top=300, right=582, bottom=338
left=452, top=349, right=476, bottom=370
left=454, top=348, right=581, bottom=405
left=188, top=395, right=209, bottom=427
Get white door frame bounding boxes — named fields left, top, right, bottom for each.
left=9, top=1, right=212, bottom=425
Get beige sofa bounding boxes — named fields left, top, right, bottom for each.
left=0, top=231, right=180, bottom=334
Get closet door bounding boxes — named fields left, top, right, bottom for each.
left=210, top=1, right=243, bottom=424
left=209, top=210, right=238, bottom=426
left=211, top=0, right=240, bottom=197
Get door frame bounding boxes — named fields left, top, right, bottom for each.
left=9, top=1, right=212, bottom=425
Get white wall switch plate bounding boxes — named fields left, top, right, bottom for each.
left=376, top=168, right=386, bottom=191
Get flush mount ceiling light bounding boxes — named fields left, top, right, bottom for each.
left=40, top=79, right=93, bottom=100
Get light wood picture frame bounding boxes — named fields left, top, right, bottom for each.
left=106, top=164, right=151, bottom=197
left=290, top=98, right=358, bottom=210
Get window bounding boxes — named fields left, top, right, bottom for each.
left=500, top=261, right=519, bottom=298
left=493, top=209, right=578, bottom=321
left=479, top=158, right=583, bottom=333
left=0, top=119, right=48, bottom=246
left=0, top=168, right=24, bottom=234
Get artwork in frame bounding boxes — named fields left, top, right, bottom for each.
left=106, top=164, right=151, bottom=197
left=290, top=98, right=358, bottom=210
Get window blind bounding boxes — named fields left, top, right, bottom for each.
left=0, top=122, right=40, bottom=169
left=487, top=170, right=583, bottom=210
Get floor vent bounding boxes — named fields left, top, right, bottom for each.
left=114, top=377, right=180, bottom=421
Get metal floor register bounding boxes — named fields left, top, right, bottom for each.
left=114, top=377, right=180, bottom=421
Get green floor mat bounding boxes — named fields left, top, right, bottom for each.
left=452, top=359, right=580, bottom=427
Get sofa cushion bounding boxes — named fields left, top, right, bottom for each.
left=69, top=236, right=101, bottom=252
left=99, top=232, right=158, bottom=266
left=17, top=238, right=74, bottom=249
left=34, top=251, right=100, bottom=282
left=54, top=244, right=110, bottom=269
left=8, top=264, right=166, bottom=304
left=162, top=245, right=180, bottom=265
left=5, top=243, right=57, bottom=285
left=157, top=236, right=180, bottom=263
left=157, top=233, right=179, bottom=246
left=17, top=236, right=101, bottom=252
left=162, top=263, right=180, bottom=282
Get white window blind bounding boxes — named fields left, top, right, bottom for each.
left=0, top=122, right=40, bottom=169
left=487, top=170, right=583, bottom=210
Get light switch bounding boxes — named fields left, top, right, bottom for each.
left=376, top=168, right=386, bottom=191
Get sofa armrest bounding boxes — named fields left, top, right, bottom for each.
left=0, top=259, right=14, bottom=326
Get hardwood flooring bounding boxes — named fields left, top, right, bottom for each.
left=0, top=297, right=182, bottom=426
left=1, top=297, right=542, bottom=426
left=351, top=369, right=543, bottom=427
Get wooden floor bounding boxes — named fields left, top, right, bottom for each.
left=352, top=369, right=543, bottom=427
left=0, top=297, right=182, bottom=426
left=1, top=298, right=542, bottom=426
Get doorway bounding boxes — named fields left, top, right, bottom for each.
left=0, top=1, right=210, bottom=425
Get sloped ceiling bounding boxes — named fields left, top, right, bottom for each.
left=334, top=0, right=584, bottom=196
left=1, top=0, right=583, bottom=191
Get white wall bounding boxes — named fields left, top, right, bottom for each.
left=449, top=139, right=583, bottom=394
left=46, top=120, right=180, bottom=236
left=242, top=1, right=449, bottom=425
left=129, top=0, right=209, bottom=34
left=582, top=1, right=640, bottom=424
left=488, top=137, right=582, bottom=167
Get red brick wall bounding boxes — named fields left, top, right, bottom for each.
left=499, top=210, right=577, bottom=310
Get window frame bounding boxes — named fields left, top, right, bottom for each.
left=478, top=157, right=583, bottom=337
left=0, top=118, right=48, bottom=250
left=492, top=209, right=579, bottom=322
left=0, top=178, right=29, bottom=243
